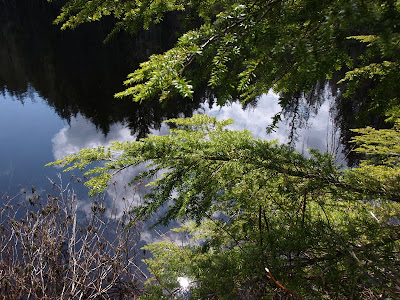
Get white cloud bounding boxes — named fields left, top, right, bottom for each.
left=52, top=93, right=340, bottom=163
left=198, top=92, right=283, bottom=140
left=51, top=114, right=138, bottom=160
left=50, top=93, right=343, bottom=223
left=139, top=223, right=190, bottom=246
left=198, top=91, right=342, bottom=159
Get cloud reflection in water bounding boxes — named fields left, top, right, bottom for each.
left=50, top=93, right=341, bottom=244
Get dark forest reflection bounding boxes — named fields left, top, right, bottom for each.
left=0, top=0, right=208, bottom=138
left=280, top=74, right=390, bottom=165
left=0, top=0, right=383, bottom=167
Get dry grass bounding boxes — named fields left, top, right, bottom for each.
left=0, top=175, right=146, bottom=299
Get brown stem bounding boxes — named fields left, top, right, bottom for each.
left=263, top=210, right=270, bottom=232
left=259, top=205, right=263, bottom=250
left=265, top=267, right=302, bottom=300
left=301, top=189, right=307, bottom=226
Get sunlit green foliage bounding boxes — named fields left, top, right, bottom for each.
left=49, top=115, right=400, bottom=298
left=51, top=0, right=400, bottom=116
left=47, top=0, right=400, bottom=297
left=53, top=0, right=186, bottom=33
left=346, top=119, right=400, bottom=203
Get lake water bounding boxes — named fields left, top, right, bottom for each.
left=0, top=1, right=343, bottom=226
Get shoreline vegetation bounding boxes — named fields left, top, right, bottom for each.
left=0, top=175, right=146, bottom=299
left=0, top=0, right=399, bottom=298
left=1, top=116, right=399, bottom=298
left=46, top=115, right=400, bottom=299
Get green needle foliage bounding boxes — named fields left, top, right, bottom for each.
left=50, top=0, right=400, bottom=117
left=46, top=0, right=400, bottom=297
left=48, top=115, right=400, bottom=298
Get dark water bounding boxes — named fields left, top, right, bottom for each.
left=0, top=0, right=343, bottom=222
left=0, top=0, right=196, bottom=194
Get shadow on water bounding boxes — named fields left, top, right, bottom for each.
left=0, top=2, right=394, bottom=296
left=1, top=0, right=391, bottom=178
left=280, top=75, right=391, bottom=166
left=0, top=0, right=385, bottom=165
left=0, top=0, right=208, bottom=139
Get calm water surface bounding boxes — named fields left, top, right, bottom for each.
left=0, top=1, right=342, bottom=224
left=0, top=89, right=339, bottom=197
left=0, top=88, right=66, bottom=193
